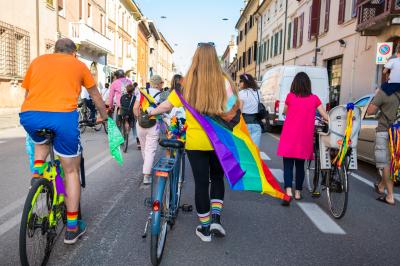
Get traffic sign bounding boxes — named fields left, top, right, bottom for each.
left=376, top=42, right=393, bottom=64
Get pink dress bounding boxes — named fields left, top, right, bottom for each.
left=277, top=93, right=322, bottom=160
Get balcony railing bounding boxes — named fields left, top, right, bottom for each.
left=356, top=0, right=400, bottom=35
left=69, top=22, right=112, bottom=54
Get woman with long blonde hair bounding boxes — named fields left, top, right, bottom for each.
left=148, top=43, right=238, bottom=242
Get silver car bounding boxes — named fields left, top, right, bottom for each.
left=354, top=94, right=379, bottom=164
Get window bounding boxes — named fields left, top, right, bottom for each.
left=253, top=41, right=257, bottom=61
left=274, top=32, right=279, bottom=56
left=293, top=17, right=298, bottom=48
left=299, top=13, right=304, bottom=47
left=338, top=0, right=355, bottom=24
left=240, top=31, right=243, bottom=41
left=0, top=21, right=30, bottom=78
left=247, top=48, right=252, bottom=65
left=279, top=30, right=283, bottom=54
left=58, top=0, right=64, bottom=16
left=249, top=15, right=253, bottom=29
left=265, top=40, right=269, bottom=61
left=236, top=35, right=239, bottom=45
left=87, top=3, right=91, bottom=18
left=270, top=36, right=274, bottom=58
left=45, top=41, right=54, bottom=54
left=287, top=22, right=292, bottom=50
left=318, top=0, right=330, bottom=34
left=310, top=0, right=320, bottom=38
left=245, top=22, right=248, bottom=35
left=242, top=52, right=246, bottom=67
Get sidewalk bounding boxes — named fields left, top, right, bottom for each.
left=0, top=108, right=20, bottom=130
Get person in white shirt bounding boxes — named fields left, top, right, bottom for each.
left=101, top=83, right=110, bottom=103
left=382, top=45, right=400, bottom=96
left=238, top=74, right=262, bottom=147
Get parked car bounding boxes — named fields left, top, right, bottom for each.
left=259, top=65, right=329, bottom=131
left=354, top=94, right=378, bottom=164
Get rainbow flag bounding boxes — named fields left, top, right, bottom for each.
left=139, top=89, right=158, bottom=111
left=176, top=91, right=290, bottom=202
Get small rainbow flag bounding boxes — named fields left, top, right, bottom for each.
left=176, top=91, right=290, bottom=202
left=139, top=89, right=158, bottom=112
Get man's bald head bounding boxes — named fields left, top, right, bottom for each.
left=54, top=38, right=77, bottom=54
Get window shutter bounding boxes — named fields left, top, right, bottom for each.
left=324, top=0, right=331, bottom=32
left=279, top=30, right=283, bottom=54
left=338, top=0, right=346, bottom=25
left=287, top=22, right=292, bottom=49
left=254, top=41, right=258, bottom=61
left=293, top=17, right=298, bottom=48
left=299, top=13, right=304, bottom=47
left=310, top=0, right=321, bottom=37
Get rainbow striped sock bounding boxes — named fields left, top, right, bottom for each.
left=197, top=212, right=211, bottom=228
left=211, top=199, right=223, bottom=216
left=66, top=211, right=79, bottom=232
left=32, top=160, right=44, bottom=178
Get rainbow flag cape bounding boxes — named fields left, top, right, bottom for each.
left=176, top=91, right=290, bottom=202
left=139, top=89, right=158, bottom=111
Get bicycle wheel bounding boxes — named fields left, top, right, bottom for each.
left=150, top=177, right=170, bottom=266
left=20, top=178, right=55, bottom=266
left=326, top=165, right=349, bottom=219
left=78, top=109, right=86, bottom=134
left=123, top=125, right=129, bottom=153
left=175, top=152, right=185, bottom=214
left=103, top=122, right=108, bottom=134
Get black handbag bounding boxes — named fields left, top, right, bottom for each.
left=253, top=91, right=269, bottom=133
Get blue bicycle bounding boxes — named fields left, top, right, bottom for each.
left=142, top=137, right=191, bottom=265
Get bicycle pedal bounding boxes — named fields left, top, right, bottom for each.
left=311, top=192, right=321, bottom=198
left=181, top=204, right=193, bottom=212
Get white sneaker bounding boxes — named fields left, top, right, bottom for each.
left=195, top=225, right=211, bottom=242
left=143, top=175, right=152, bottom=185
left=210, top=223, right=226, bottom=237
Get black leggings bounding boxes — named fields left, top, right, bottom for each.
left=186, top=150, right=225, bottom=214
left=283, top=157, right=305, bottom=190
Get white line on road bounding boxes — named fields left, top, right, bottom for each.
left=351, top=173, right=400, bottom=203
left=0, top=213, right=21, bottom=237
left=297, top=202, right=346, bottom=235
left=267, top=133, right=280, bottom=141
left=260, top=152, right=271, bottom=161
left=0, top=153, right=116, bottom=238
left=270, top=169, right=284, bottom=183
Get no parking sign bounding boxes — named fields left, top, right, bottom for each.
left=376, top=42, right=393, bottom=64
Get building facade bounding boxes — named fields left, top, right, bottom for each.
left=107, top=0, right=141, bottom=82
left=59, top=0, right=111, bottom=92
left=0, top=0, right=57, bottom=107
left=254, top=0, right=400, bottom=107
left=235, top=0, right=259, bottom=83
left=221, top=36, right=238, bottom=81
left=137, top=20, right=150, bottom=87
left=158, top=32, right=174, bottom=86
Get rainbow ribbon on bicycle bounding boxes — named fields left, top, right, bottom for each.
left=332, top=103, right=354, bottom=168
left=389, top=123, right=400, bottom=182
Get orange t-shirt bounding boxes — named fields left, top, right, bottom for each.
left=21, top=53, right=96, bottom=112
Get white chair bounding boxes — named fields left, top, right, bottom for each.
left=319, top=105, right=362, bottom=170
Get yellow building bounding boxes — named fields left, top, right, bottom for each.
left=235, top=0, right=259, bottom=82
left=137, top=20, right=151, bottom=87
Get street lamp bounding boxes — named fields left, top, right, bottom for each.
left=161, top=16, right=167, bottom=19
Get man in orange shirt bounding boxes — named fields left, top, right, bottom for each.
left=20, top=38, right=108, bottom=244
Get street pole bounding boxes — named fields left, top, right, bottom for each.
left=282, top=0, right=288, bottom=65
left=56, top=1, right=60, bottom=39
left=257, top=14, right=262, bottom=80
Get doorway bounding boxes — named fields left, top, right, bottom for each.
left=326, top=56, right=343, bottom=108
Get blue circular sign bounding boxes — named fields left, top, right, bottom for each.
left=379, top=44, right=391, bottom=55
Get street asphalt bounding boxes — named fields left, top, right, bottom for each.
left=0, top=126, right=399, bottom=266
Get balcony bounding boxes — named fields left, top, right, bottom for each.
left=69, top=22, right=112, bottom=54
left=356, top=0, right=400, bottom=35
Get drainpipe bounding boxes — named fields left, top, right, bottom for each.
left=36, top=0, right=40, bottom=56
left=282, top=0, right=288, bottom=65
left=56, top=1, right=60, bottom=39
left=257, top=14, right=263, bottom=80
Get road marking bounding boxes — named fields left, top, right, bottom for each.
left=0, top=198, right=25, bottom=220
left=0, top=152, right=116, bottom=238
left=351, top=173, right=400, bottom=203
left=0, top=213, right=20, bottom=237
left=260, top=152, right=271, bottom=161
left=270, top=169, right=284, bottom=183
left=297, top=202, right=346, bottom=235
left=267, top=133, right=280, bottom=141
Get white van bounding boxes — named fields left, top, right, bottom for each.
left=259, top=65, right=329, bottom=129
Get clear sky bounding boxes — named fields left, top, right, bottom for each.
left=135, top=0, right=244, bottom=73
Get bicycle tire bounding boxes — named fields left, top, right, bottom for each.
left=20, top=178, right=55, bottom=266
left=103, top=122, right=108, bottom=134
left=175, top=152, right=185, bottom=216
left=150, top=177, right=170, bottom=266
left=326, top=165, right=349, bottom=219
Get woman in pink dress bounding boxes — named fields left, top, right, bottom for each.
left=277, top=72, right=329, bottom=202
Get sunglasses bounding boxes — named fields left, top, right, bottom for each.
left=198, top=42, right=215, bottom=47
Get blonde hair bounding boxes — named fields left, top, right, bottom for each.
left=183, top=44, right=237, bottom=115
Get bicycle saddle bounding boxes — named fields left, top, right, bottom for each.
left=35, top=129, right=55, bottom=139
left=159, top=138, right=184, bottom=149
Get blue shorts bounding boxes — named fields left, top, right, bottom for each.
left=20, top=111, right=81, bottom=157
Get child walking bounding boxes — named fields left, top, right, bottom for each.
left=277, top=72, right=329, bottom=202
